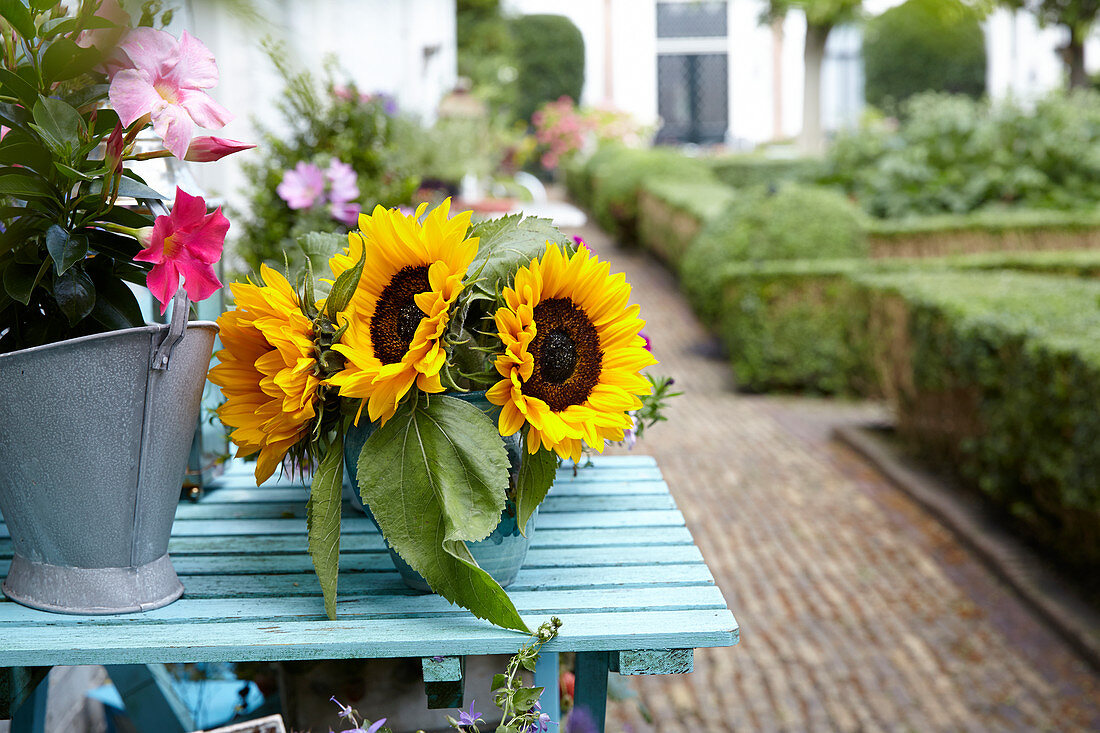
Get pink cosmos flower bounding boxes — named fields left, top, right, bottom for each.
left=329, top=201, right=362, bottom=227
left=326, top=160, right=359, bottom=204
left=326, top=160, right=361, bottom=225
left=134, top=187, right=228, bottom=313
left=276, top=162, right=325, bottom=210
left=184, top=136, right=255, bottom=162
left=109, top=28, right=233, bottom=160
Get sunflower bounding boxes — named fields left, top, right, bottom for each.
left=327, top=199, right=478, bottom=425
left=208, top=264, right=319, bottom=483
left=486, top=244, right=656, bottom=461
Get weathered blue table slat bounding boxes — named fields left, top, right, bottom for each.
left=0, top=455, right=738, bottom=732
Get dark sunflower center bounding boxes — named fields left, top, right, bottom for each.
left=541, top=330, right=577, bottom=383
left=370, top=265, right=430, bottom=365
left=524, top=298, right=602, bottom=412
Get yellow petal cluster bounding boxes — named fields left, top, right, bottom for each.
left=208, top=264, right=319, bottom=484
left=327, top=199, right=478, bottom=425
left=486, top=244, right=656, bottom=461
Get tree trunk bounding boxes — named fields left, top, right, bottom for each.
left=801, top=23, right=830, bottom=155
left=1065, top=35, right=1088, bottom=89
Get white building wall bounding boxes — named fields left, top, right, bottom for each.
left=169, top=0, right=456, bottom=211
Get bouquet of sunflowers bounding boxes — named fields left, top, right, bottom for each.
left=209, top=200, right=655, bottom=631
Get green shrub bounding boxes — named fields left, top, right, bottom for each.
left=824, top=90, right=1100, bottom=217
left=590, top=147, right=715, bottom=242
left=681, top=186, right=866, bottom=322
left=236, top=62, right=418, bottom=274
left=859, top=270, right=1100, bottom=570
left=563, top=144, right=626, bottom=211
left=511, top=14, right=584, bottom=125
left=636, top=179, right=736, bottom=266
left=863, top=0, right=986, bottom=108
left=719, top=260, right=882, bottom=394
left=713, top=249, right=1100, bottom=395
left=708, top=155, right=824, bottom=189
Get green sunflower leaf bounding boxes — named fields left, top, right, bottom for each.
left=467, top=214, right=574, bottom=297
left=516, top=440, right=557, bottom=537
left=357, top=394, right=528, bottom=632
left=307, top=433, right=344, bottom=620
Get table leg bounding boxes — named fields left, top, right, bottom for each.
left=9, top=667, right=49, bottom=733
left=532, top=651, right=560, bottom=725
left=573, top=651, right=609, bottom=733
left=105, top=664, right=195, bottom=733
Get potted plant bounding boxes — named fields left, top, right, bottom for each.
left=0, top=1, right=251, bottom=614
left=210, top=202, right=657, bottom=631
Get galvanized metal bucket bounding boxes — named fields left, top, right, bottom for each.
left=0, top=291, right=217, bottom=614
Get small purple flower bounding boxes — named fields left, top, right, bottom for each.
left=277, top=162, right=325, bottom=209
left=572, top=235, right=587, bottom=251
left=639, top=330, right=651, bottom=352
left=457, top=700, right=483, bottom=727
left=564, top=706, right=598, bottom=733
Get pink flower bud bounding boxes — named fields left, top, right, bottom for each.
left=133, top=226, right=154, bottom=249
left=184, top=136, right=255, bottom=162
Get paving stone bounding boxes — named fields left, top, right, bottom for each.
left=562, top=220, right=1100, bottom=732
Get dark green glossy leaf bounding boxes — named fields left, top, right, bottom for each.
left=357, top=394, right=527, bottom=632
left=32, top=96, right=85, bottom=155
left=87, top=262, right=145, bottom=330
left=63, top=82, right=110, bottom=112
left=89, top=175, right=167, bottom=200
left=307, top=434, right=344, bottom=620
left=0, top=68, right=40, bottom=107
left=46, top=224, right=87, bottom=274
left=0, top=141, right=53, bottom=174
left=2, top=260, right=40, bottom=304
left=53, top=161, right=95, bottom=181
left=53, top=265, right=95, bottom=325
left=0, top=101, right=32, bottom=132
left=0, top=0, right=36, bottom=39
left=42, top=38, right=103, bottom=83
left=86, top=228, right=141, bottom=260
left=91, top=107, right=120, bottom=137
left=0, top=171, right=54, bottom=198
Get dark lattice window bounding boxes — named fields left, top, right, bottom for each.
left=656, top=53, right=728, bottom=144
left=656, top=2, right=728, bottom=38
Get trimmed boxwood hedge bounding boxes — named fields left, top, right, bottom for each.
left=681, top=185, right=866, bottom=324
left=636, top=179, right=736, bottom=267
left=859, top=270, right=1100, bottom=571
left=590, top=146, right=716, bottom=242
left=715, top=249, right=1100, bottom=395
left=708, top=155, right=824, bottom=189
left=867, top=209, right=1100, bottom=258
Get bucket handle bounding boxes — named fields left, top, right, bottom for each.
left=151, top=287, right=190, bottom=371
left=140, top=197, right=191, bottom=372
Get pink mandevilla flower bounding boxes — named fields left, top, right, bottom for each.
left=109, top=28, right=233, bottom=159
left=185, top=136, right=255, bottom=162
left=276, top=162, right=325, bottom=210
left=135, top=187, right=228, bottom=313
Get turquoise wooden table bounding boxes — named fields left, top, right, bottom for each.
left=0, top=455, right=738, bottom=732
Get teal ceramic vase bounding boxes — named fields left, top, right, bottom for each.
left=343, top=391, right=537, bottom=592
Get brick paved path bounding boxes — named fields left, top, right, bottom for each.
left=567, top=222, right=1100, bottom=733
